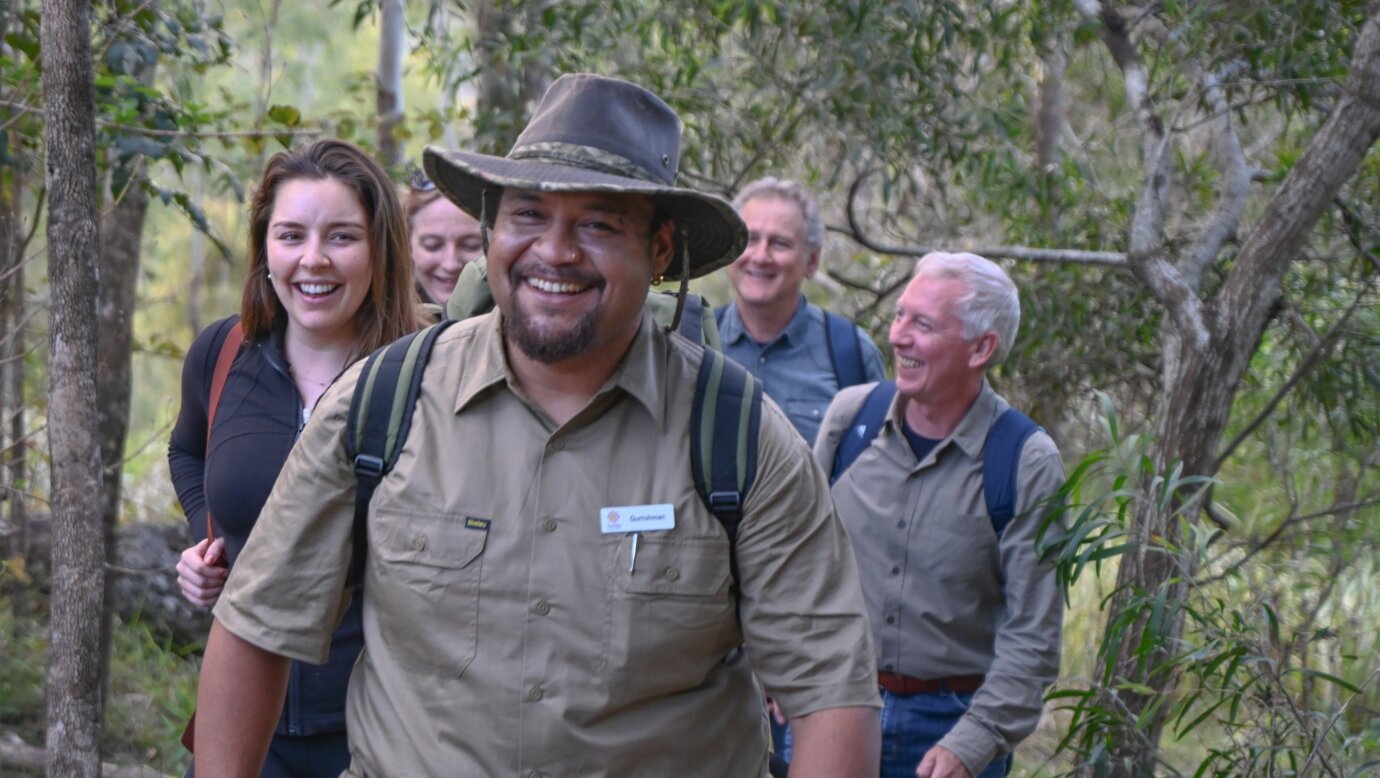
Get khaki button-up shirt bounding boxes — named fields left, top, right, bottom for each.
left=216, top=311, right=879, bottom=777
left=815, top=381, right=1065, bottom=774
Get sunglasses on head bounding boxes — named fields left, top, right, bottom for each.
left=409, top=168, right=436, bottom=192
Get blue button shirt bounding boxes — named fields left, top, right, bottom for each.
left=717, top=296, right=886, bottom=444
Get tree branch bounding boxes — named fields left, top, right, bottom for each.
left=1076, top=0, right=1209, bottom=349
left=840, top=173, right=1128, bottom=266
left=0, top=98, right=324, bottom=139
left=1216, top=7, right=1380, bottom=382
left=1212, top=278, right=1373, bottom=469
left=1197, top=493, right=1380, bottom=585
left=0, top=731, right=175, bottom=778
left=1179, top=62, right=1252, bottom=291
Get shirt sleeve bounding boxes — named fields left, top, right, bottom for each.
left=857, top=326, right=888, bottom=383
left=734, top=396, right=881, bottom=718
left=938, top=434, right=1067, bottom=772
left=212, top=362, right=365, bottom=664
left=167, top=317, right=235, bottom=543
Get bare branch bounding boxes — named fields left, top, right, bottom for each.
left=1077, top=0, right=1209, bottom=349
left=840, top=173, right=1127, bottom=266
left=0, top=98, right=324, bottom=139
left=1198, top=493, right=1380, bottom=585
left=1180, top=63, right=1252, bottom=291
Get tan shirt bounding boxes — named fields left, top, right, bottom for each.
left=815, top=381, right=1065, bottom=775
left=216, top=311, right=879, bottom=778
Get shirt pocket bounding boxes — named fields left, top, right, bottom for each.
left=603, top=534, right=737, bottom=703
left=370, top=509, right=486, bottom=675
left=785, top=398, right=830, bottom=427
left=927, top=514, right=999, bottom=588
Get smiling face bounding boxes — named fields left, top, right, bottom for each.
left=889, top=274, right=993, bottom=406
left=265, top=177, right=373, bottom=346
left=487, top=188, right=673, bottom=366
left=410, top=196, right=484, bottom=305
left=727, top=195, right=819, bottom=315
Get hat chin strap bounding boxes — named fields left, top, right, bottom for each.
left=668, top=229, right=690, bottom=332
left=480, top=189, right=491, bottom=256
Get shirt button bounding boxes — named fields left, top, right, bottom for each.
left=897, top=520, right=906, bottom=529
left=528, top=687, right=543, bottom=701
left=885, top=616, right=895, bottom=624
left=534, top=600, right=551, bottom=615
left=542, top=518, right=557, bottom=532
left=891, top=566, right=900, bottom=575
left=412, top=535, right=427, bottom=551
left=758, top=356, right=767, bottom=364
left=884, top=663, right=894, bottom=671
left=548, top=440, right=565, bottom=451
left=665, top=567, right=680, bottom=581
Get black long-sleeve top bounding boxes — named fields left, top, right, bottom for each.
left=168, top=314, right=362, bottom=737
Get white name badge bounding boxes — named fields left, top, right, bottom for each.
left=600, top=503, right=675, bottom=534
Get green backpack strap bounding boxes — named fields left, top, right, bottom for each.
left=344, top=320, right=457, bottom=587
left=690, top=348, right=763, bottom=596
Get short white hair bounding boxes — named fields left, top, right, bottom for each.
left=913, top=251, right=1021, bottom=364
left=732, top=177, right=824, bottom=253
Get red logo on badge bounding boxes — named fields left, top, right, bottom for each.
left=607, top=510, right=620, bottom=526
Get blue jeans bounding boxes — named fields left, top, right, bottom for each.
left=878, top=688, right=1011, bottom=778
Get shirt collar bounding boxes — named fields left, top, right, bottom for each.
left=778, top=295, right=813, bottom=346
left=886, top=379, right=1006, bottom=461
left=719, top=295, right=811, bottom=347
left=453, top=308, right=667, bottom=430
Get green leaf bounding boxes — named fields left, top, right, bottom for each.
left=266, top=105, right=302, bottom=128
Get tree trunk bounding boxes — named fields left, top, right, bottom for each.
left=1098, top=8, right=1380, bottom=773
left=41, top=0, right=106, bottom=774
left=376, top=0, right=405, bottom=169
left=97, top=146, right=152, bottom=717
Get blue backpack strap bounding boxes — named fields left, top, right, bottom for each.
left=981, top=407, right=1041, bottom=536
left=344, top=320, right=456, bottom=587
left=822, top=310, right=866, bottom=388
left=829, top=380, right=895, bottom=485
left=690, top=348, right=763, bottom=595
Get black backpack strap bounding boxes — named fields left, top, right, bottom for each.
left=343, top=321, right=456, bottom=587
left=677, top=292, right=704, bottom=345
left=690, top=348, right=763, bottom=594
left=829, top=380, right=895, bottom=485
left=822, top=310, right=866, bottom=388
left=981, top=407, right=1041, bottom=536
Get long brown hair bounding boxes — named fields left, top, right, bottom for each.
left=240, top=139, right=425, bottom=360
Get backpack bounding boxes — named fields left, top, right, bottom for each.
left=828, top=380, right=1040, bottom=536
left=342, top=311, right=762, bottom=589
left=713, top=305, right=868, bottom=389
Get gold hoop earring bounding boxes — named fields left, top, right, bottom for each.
left=651, top=273, right=664, bottom=286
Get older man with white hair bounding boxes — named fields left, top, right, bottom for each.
left=816, top=252, right=1066, bottom=778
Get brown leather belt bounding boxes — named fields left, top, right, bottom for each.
left=877, top=671, right=985, bottom=695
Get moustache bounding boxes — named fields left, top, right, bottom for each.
left=509, top=260, right=605, bottom=290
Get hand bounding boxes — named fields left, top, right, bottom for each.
left=764, top=693, right=786, bottom=725
left=916, top=745, right=972, bottom=778
left=177, top=537, right=228, bottom=609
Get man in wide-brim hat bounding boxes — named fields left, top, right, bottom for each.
left=195, top=73, right=880, bottom=777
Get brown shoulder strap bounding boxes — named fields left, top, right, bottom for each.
left=204, top=321, right=244, bottom=544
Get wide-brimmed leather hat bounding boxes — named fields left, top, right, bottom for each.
left=423, top=73, right=746, bottom=281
